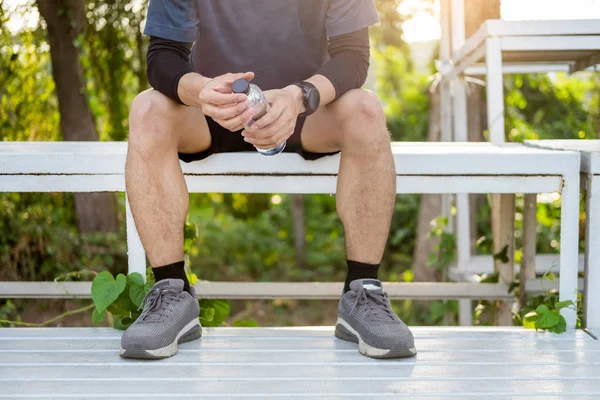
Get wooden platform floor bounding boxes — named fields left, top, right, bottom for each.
left=1, top=326, right=599, bottom=399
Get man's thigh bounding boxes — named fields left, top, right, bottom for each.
left=131, top=89, right=212, bottom=155
left=299, top=88, right=383, bottom=154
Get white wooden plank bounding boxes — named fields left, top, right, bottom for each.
left=525, top=139, right=600, bottom=174
left=559, top=169, right=581, bottom=328
left=0, top=142, right=582, bottom=176
left=1, top=338, right=596, bottom=352
left=486, top=36, right=505, bottom=144
left=451, top=254, right=585, bottom=274
left=1, top=396, right=598, bottom=400
left=0, top=281, right=516, bottom=300
left=465, top=63, right=571, bottom=76
left=3, top=379, right=600, bottom=397
left=0, top=174, right=564, bottom=195
left=5, top=364, right=600, bottom=381
left=453, top=19, right=600, bottom=62
left=125, top=194, right=146, bottom=279
left=501, top=36, right=600, bottom=52
left=585, top=174, right=600, bottom=331
left=0, top=327, right=590, bottom=340
left=3, top=349, right=599, bottom=364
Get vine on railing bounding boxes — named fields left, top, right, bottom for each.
left=1, top=219, right=253, bottom=329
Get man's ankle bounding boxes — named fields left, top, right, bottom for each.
left=152, top=261, right=191, bottom=293
left=344, top=259, right=380, bottom=293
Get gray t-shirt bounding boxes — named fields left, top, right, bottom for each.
left=144, top=0, right=379, bottom=90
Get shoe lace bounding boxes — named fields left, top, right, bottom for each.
left=350, top=289, right=396, bottom=323
left=138, top=286, right=181, bottom=323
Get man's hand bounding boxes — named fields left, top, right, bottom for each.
left=199, top=72, right=255, bottom=132
left=242, top=85, right=305, bottom=149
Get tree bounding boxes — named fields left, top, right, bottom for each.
left=36, top=0, right=117, bottom=232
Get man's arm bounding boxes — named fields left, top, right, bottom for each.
left=305, top=27, right=371, bottom=107
left=146, top=36, right=254, bottom=131
left=244, top=28, right=370, bottom=147
left=146, top=36, right=197, bottom=105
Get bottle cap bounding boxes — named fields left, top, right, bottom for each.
left=232, top=78, right=250, bottom=95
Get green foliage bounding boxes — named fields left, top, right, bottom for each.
left=516, top=270, right=581, bottom=334
left=427, top=216, right=456, bottom=271
left=91, top=271, right=148, bottom=329
left=199, top=299, right=231, bottom=327
left=0, top=193, right=127, bottom=282
left=520, top=295, right=575, bottom=334
left=91, top=271, right=127, bottom=314
left=233, top=319, right=260, bottom=327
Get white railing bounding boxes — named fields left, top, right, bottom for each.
left=0, top=141, right=582, bottom=328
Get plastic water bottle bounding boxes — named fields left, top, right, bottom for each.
left=232, top=78, right=286, bottom=156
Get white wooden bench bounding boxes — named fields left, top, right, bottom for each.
left=0, top=141, right=582, bottom=328
left=526, top=139, right=600, bottom=336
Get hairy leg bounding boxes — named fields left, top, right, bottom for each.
left=301, top=89, right=395, bottom=263
left=126, top=89, right=211, bottom=267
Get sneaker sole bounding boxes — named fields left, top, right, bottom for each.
left=119, top=318, right=202, bottom=360
left=335, top=317, right=417, bottom=359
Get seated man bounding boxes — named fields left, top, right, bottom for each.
left=120, top=0, right=416, bottom=360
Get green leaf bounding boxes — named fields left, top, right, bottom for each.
left=91, top=271, right=127, bottom=313
left=535, top=304, right=550, bottom=315
left=551, top=315, right=567, bottom=334
left=127, top=273, right=146, bottom=308
left=144, top=281, right=154, bottom=294
left=108, top=289, right=138, bottom=316
left=200, top=307, right=216, bottom=325
left=554, top=300, right=574, bottom=311
left=429, top=301, right=447, bottom=323
left=92, top=308, right=105, bottom=325
left=184, top=221, right=198, bottom=253
left=493, top=245, right=510, bottom=264
left=211, top=299, right=231, bottom=325
left=536, top=309, right=560, bottom=329
left=233, top=319, right=259, bottom=327
left=523, top=311, right=538, bottom=329
left=199, top=299, right=231, bottom=327
left=113, top=315, right=137, bottom=331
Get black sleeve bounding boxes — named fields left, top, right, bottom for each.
left=315, top=28, right=370, bottom=100
left=146, top=36, right=195, bottom=105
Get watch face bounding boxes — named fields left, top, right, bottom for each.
left=306, top=86, right=320, bottom=112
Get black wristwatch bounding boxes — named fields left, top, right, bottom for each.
left=293, top=81, right=320, bottom=117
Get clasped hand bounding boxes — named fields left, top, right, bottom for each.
left=198, top=72, right=304, bottom=150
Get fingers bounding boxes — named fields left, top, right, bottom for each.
left=215, top=108, right=254, bottom=132
left=213, top=72, right=255, bottom=91
left=244, top=116, right=295, bottom=148
left=202, top=101, right=249, bottom=121
left=200, top=91, right=246, bottom=106
left=248, top=102, right=284, bottom=131
left=200, top=71, right=254, bottom=107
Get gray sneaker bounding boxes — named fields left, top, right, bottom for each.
left=335, top=279, right=416, bottom=359
left=120, top=279, right=201, bottom=359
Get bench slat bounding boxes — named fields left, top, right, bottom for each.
left=0, top=142, right=580, bottom=176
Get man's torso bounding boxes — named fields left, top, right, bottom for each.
left=145, top=0, right=378, bottom=89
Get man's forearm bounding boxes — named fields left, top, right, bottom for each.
left=285, top=28, right=370, bottom=113
left=177, top=72, right=211, bottom=108
left=283, top=74, right=339, bottom=114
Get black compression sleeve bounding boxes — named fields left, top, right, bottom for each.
left=146, top=36, right=195, bottom=105
left=315, top=28, right=370, bottom=100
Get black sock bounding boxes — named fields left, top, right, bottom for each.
left=344, top=260, right=380, bottom=293
left=152, top=261, right=190, bottom=293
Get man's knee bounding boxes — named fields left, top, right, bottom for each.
left=128, top=90, right=179, bottom=154
left=335, top=89, right=389, bottom=151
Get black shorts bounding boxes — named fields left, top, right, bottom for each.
left=177, top=115, right=339, bottom=163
